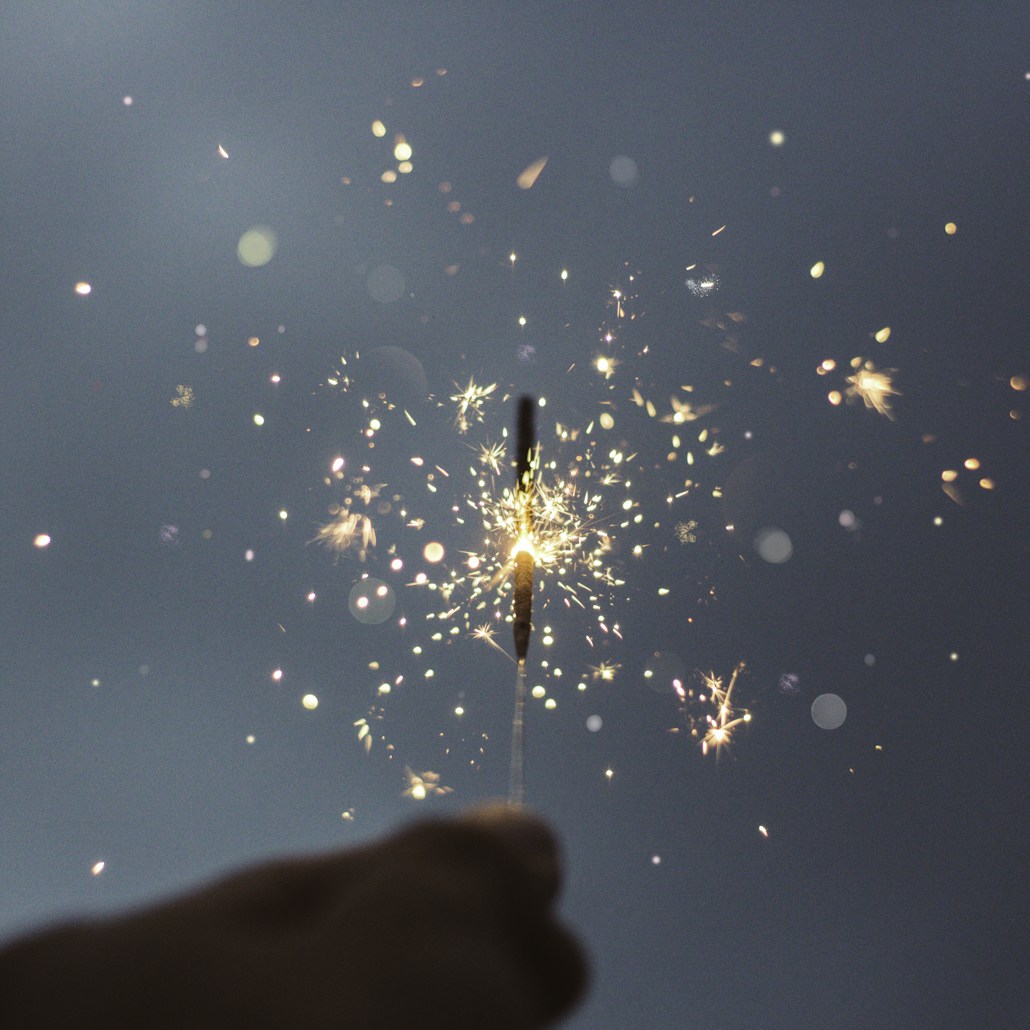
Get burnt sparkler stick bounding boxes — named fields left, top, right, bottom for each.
left=509, top=395, right=536, bottom=807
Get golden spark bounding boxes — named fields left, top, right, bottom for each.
left=845, top=360, right=899, bottom=418
left=699, top=663, right=751, bottom=756
left=476, top=441, right=507, bottom=475
left=451, top=377, right=498, bottom=433
left=661, top=393, right=716, bottom=424
left=312, top=510, right=376, bottom=558
left=170, top=385, right=194, bottom=408
left=402, top=767, right=452, bottom=800
left=675, top=520, right=698, bottom=543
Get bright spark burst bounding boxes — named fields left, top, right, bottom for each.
left=471, top=621, right=509, bottom=656
left=476, top=440, right=506, bottom=475
left=461, top=459, right=625, bottom=620
left=402, top=767, right=452, bottom=800
left=845, top=360, right=899, bottom=418
left=672, top=662, right=752, bottom=756
left=451, top=377, right=497, bottom=433
left=312, top=510, right=376, bottom=558
left=699, top=663, right=750, bottom=756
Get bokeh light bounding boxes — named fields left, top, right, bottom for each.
left=754, top=527, right=793, bottom=564
left=366, top=264, right=406, bottom=303
left=348, top=578, right=396, bottom=624
left=643, top=650, right=686, bottom=693
left=609, top=155, right=639, bottom=187
left=237, top=226, right=277, bottom=267
left=811, top=693, right=847, bottom=730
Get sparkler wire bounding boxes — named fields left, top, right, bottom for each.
left=509, top=658, right=527, bottom=807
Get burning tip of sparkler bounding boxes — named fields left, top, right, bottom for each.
left=512, top=535, right=537, bottom=561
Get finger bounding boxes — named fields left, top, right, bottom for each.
left=458, top=803, right=563, bottom=907
left=375, top=812, right=588, bottom=1025
left=522, top=918, right=591, bottom=1026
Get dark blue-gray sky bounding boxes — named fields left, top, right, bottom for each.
left=2, top=3, right=1028, bottom=1027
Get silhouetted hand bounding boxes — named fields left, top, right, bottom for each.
left=0, top=805, right=587, bottom=1029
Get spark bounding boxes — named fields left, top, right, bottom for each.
left=170, top=385, right=194, bottom=408
left=354, top=717, right=374, bottom=753
left=466, top=468, right=621, bottom=605
left=699, top=663, right=750, bottom=756
left=159, top=524, right=180, bottom=545
left=675, top=520, right=698, bottom=543
left=845, top=361, right=899, bottom=418
left=312, top=510, right=376, bottom=558
left=451, top=377, right=498, bottom=433
left=671, top=663, right=752, bottom=755
left=476, top=441, right=506, bottom=475
left=516, top=156, right=548, bottom=190
left=403, top=767, right=452, bottom=800
left=662, top=394, right=717, bottom=424
left=686, top=274, right=720, bottom=297
left=589, top=661, right=620, bottom=682
left=472, top=622, right=509, bottom=657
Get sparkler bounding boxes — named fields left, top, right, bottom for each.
left=510, top=395, right=537, bottom=806
left=316, top=272, right=742, bottom=776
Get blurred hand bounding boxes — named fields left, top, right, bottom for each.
left=0, top=805, right=587, bottom=1029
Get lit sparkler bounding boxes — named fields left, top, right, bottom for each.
left=311, top=273, right=733, bottom=779
left=510, top=395, right=537, bottom=807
